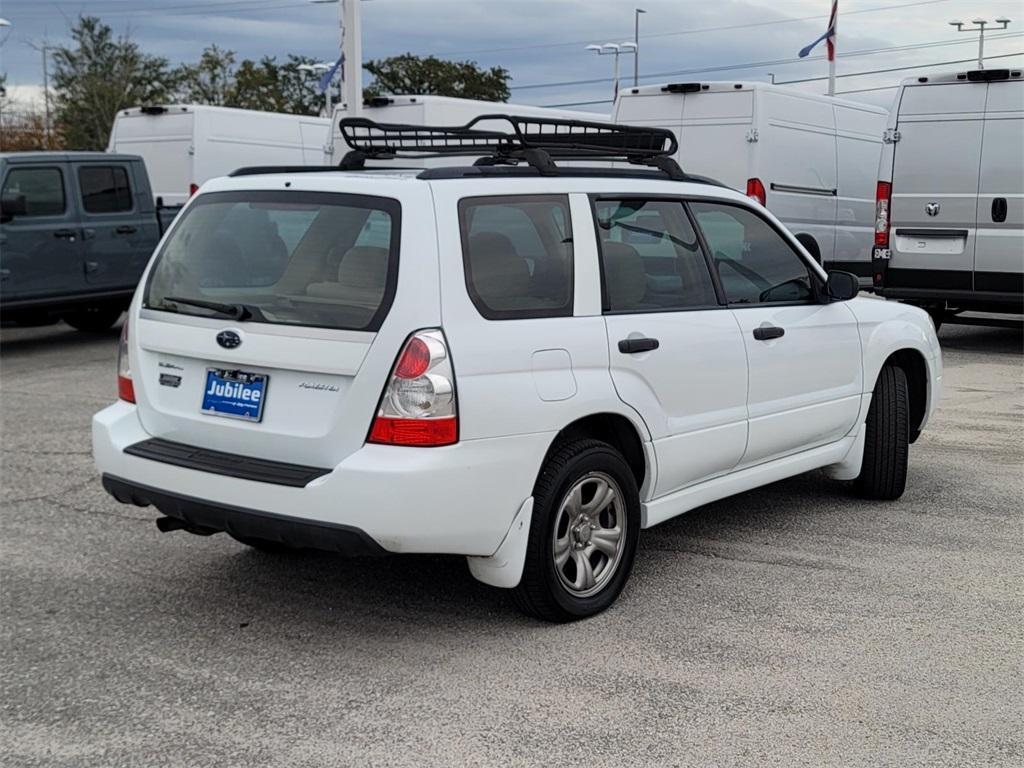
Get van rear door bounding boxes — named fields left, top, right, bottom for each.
left=888, top=83, right=985, bottom=291
left=110, top=109, right=195, bottom=207
left=974, top=78, right=1023, bottom=296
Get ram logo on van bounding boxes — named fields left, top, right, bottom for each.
left=925, top=202, right=940, bottom=217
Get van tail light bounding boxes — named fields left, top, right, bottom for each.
left=189, top=183, right=199, bottom=197
left=368, top=329, right=457, bottom=447
left=117, top=318, right=135, bottom=403
left=874, top=181, right=892, bottom=247
left=746, top=178, right=767, bottom=206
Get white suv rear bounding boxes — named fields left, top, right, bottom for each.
left=93, top=116, right=941, bottom=621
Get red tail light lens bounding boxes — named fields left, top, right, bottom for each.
left=189, top=183, right=199, bottom=197
left=117, top=319, right=135, bottom=403
left=874, top=181, right=892, bottom=247
left=369, top=330, right=457, bottom=447
left=746, top=178, right=767, bottom=206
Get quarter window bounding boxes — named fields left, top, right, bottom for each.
left=460, top=196, right=573, bottom=319
left=79, top=166, right=133, bottom=213
left=595, top=198, right=718, bottom=312
left=1, top=167, right=66, bottom=217
left=690, top=202, right=815, bottom=305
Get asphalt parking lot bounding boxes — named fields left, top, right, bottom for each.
left=1, top=318, right=1021, bottom=768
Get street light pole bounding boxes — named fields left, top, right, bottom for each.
left=310, top=0, right=364, bottom=116
left=587, top=42, right=636, bottom=102
left=633, top=8, right=646, bottom=87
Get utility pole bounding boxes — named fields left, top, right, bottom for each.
left=949, top=17, right=1011, bottom=69
left=633, top=8, right=646, bottom=87
left=310, top=0, right=363, bottom=116
left=42, top=45, right=51, bottom=148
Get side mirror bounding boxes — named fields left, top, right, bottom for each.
left=0, top=193, right=27, bottom=223
left=827, top=270, right=859, bottom=301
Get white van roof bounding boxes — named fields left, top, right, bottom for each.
left=618, top=81, right=887, bottom=113
left=897, top=67, right=1023, bottom=87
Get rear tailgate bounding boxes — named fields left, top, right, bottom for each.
left=888, top=83, right=985, bottom=289
left=129, top=175, right=440, bottom=470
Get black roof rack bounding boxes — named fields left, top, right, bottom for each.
left=338, top=113, right=688, bottom=180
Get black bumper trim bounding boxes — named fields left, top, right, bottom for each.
left=102, top=475, right=386, bottom=555
left=124, top=438, right=331, bottom=488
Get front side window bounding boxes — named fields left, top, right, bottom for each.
left=595, top=198, right=718, bottom=312
left=79, top=166, right=133, bottom=213
left=1, top=167, right=66, bottom=217
left=690, top=202, right=815, bottom=305
left=144, top=191, right=400, bottom=332
left=460, top=196, right=573, bottom=320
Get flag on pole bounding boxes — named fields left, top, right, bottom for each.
left=317, top=55, right=344, bottom=93
left=799, top=0, right=838, bottom=61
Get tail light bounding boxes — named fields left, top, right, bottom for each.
left=368, top=329, right=457, bottom=447
left=189, top=183, right=199, bottom=197
left=874, top=181, right=892, bottom=247
left=746, top=178, right=767, bottom=206
left=117, top=319, right=135, bottom=403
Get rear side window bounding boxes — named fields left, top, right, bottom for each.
left=144, top=191, right=400, bottom=332
left=1, top=167, right=65, bottom=217
left=690, top=202, right=815, bottom=305
left=595, top=198, right=718, bottom=312
left=79, top=166, right=133, bottom=213
left=460, top=196, right=573, bottom=320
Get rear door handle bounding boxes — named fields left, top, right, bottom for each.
left=84, top=260, right=100, bottom=273
left=0, top=268, right=10, bottom=281
left=53, top=229, right=76, bottom=240
left=115, top=225, right=137, bottom=235
left=618, top=337, right=660, bottom=354
left=992, top=197, right=1007, bottom=223
left=753, top=325, right=785, bottom=341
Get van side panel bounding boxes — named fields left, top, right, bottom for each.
left=833, top=104, right=886, bottom=276
left=757, top=90, right=838, bottom=264
left=888, top=83, right=986, bottom=283
left=110, top=110, right=195, bottom=206
left=974, top=80, right=1024, bottom=292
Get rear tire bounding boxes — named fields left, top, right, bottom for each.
left=62, top=306, right=123, bottom=332
left=855, top=364, right=910, bottom=500
left=513, top=439, right=640, bottom=622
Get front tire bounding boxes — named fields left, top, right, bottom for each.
left=855, top=364, right=910, bottom=500
left=513, top=440, right=640, bottom=622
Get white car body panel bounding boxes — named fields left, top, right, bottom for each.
left=92, top=168, right=941, bottom=590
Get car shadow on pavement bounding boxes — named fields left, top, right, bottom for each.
left=937, top=323, right=1022, bottom=355
left=0, top=321, right=122, bottom=356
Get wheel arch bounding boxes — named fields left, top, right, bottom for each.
left=880, top=348, right=929, bottom=443
left=538, top=412, right=650, bottom=496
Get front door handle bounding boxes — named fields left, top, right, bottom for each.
left=84, top=260, right=100, bottom=273
left=53, top=228, right=76, bottom=241
left=753, top=325, right=785, bottom=341
left=618, top=337, right=660, bottom=354
left=115, top=225, right=137, bottom=235
left=992, top=197, right=1007, bottom=223
left=82, top=228, right=96, bottom=240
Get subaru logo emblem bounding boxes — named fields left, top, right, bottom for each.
left=925, top=202, right=940, bottom=217
left=216, top=330, right=242, bottom=349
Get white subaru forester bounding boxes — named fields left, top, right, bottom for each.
left=93, top=116, right=942, bottom=621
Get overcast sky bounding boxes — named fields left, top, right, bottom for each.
left=1, top=0, right=1021, bottom=112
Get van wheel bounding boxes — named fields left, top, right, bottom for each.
left=513, top=440, right=640, bottom=622
left=229, top=534, right=297, bottom=554
left=855, top=364, right=909, bottom=500
left=62, top=306, right=123, bottom=332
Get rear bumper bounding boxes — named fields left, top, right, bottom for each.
left=93, top=401, right=554, bottom=557
left=102, top=475, right=385, bottom=555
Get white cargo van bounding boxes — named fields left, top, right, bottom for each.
left=108, top=105, right=330, bottom=207
left=872, top=68, right=1023, bottom=326
left=327, top=95, right=604, bottom=167
left=613, top=82, right=887, bottom=280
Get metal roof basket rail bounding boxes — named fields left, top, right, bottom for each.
left=337, top=114, right=687, bottom=180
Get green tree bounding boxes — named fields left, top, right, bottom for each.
left=51, top=16, right=176, bottom=150
left=174, top=44, right=236, bottom=106
left=364, top=54, right=510, bottom=102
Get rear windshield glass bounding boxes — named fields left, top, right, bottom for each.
left=144, top=191, right=400, bottom=332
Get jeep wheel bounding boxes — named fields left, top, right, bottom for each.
left=62, top=306, right=123, bottom=333
left=513, top=439, right=640, bottom=622
left=855, top=364, right=910, bottom=500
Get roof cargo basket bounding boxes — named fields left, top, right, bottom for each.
left=337, top=113, right=687, bottom=179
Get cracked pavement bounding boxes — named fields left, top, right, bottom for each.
left=1, top=318, right=1022, bottom=767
